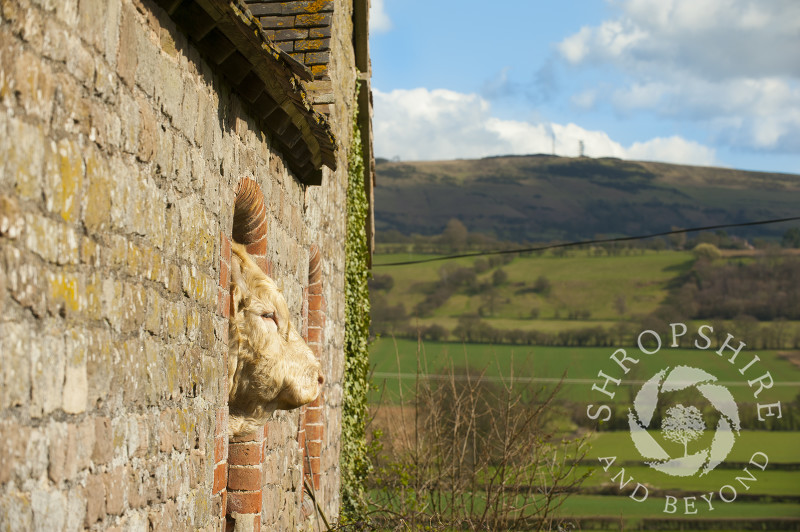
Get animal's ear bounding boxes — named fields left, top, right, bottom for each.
left=230, top=254, right=248, bottom=316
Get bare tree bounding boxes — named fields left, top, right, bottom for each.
left=661, top=404, right=706, bottom=457
left=356, top=342, right=589, bottom=531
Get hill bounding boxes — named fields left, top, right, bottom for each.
left=374, top=155, right=800, bottom=242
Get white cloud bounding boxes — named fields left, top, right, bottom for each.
left=373, top=88, right=716, bottom=166
left=556, top=0, right=800, bottom=152
left=627, top=136, right=717, bottom=166
left=561, top=0, right=800, bottom=79
left=370, top=0, right=392, bottom=33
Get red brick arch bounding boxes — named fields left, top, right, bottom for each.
left=232, top=177, right=270, bottom=274
left=299, top=244, right=325, bottom=499
left=215, top=176, right=272, bottom=530
left=217, top=177, right=327, bottom=528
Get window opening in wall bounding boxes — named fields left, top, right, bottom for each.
left=224, top=176, right=270, bottom=529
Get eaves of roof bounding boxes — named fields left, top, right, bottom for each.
left=153, top=0, right=337, bottom=185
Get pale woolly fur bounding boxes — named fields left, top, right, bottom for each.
left=228, top=243, right=323, bottom=436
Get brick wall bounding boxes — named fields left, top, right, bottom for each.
left=0, top=0, right=361, bottom=529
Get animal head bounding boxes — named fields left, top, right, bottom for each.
left=227, top=243, right=323, bottom=436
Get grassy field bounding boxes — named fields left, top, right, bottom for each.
left=373, top=249, right=694, bottom=325
left=368, top=247, right=800, bottom=529
left=586, top=430, right=800, bottom=464
left=369, top=338, right=800, bottom=403
left=554, top=494, right=800, bottom=520
left=368, top=339, right=800, bottom=528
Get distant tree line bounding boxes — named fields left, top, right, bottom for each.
left=370, top=237, right=800, bottom=349
left=377, top=220, right=800, bottom=256
left=669, top=256, right=800, bottom=321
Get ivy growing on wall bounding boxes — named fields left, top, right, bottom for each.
left=340, top=84, right=372, bottom=521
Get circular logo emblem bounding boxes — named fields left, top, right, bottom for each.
left=627, top=365, right=741, bottom=477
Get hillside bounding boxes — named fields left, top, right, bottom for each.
left=374, top=155, right=800, bottom=242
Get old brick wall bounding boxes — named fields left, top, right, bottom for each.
left=0, top=0, right=359, bottom=529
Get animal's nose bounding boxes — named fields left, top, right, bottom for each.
left=317, top=373, right=324, bottom=385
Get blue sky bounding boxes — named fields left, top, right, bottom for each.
left=369, top=0, right=800, bottom=174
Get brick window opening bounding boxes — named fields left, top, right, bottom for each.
left=221, top=176, right=271, bottom=530
left=299, top=244, right=325, bottom=519
left=220, top=177, right=326, bottom=528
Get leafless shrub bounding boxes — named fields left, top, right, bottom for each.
left=342, top=341, right=589, bottom=531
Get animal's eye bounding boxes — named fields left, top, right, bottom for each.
left=261, top=312, right=278, bottom=327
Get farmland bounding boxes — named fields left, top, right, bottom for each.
left=368, top=339, right=800, bottom=529
left=372, top=249, right=693, bottom=326
left=369, top=338, right=800, bottom=404
left=367, top=248, right=800, bottom=529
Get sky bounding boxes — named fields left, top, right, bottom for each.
left=368, top=0, right=800, bottom=174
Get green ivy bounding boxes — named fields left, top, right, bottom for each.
left=340, top=84, right=372, bottom=521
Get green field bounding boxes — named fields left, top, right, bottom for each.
left=586, top=430, right=800, bottom=464
left=370, top=338, right=800, bottom=403
left=369, top=339, right=800, bottom=529
left=373, top=249, right=694, bottom=326
left=554, top=495, right=800, bottom=520
left=368, top=247, right=800, bottom=529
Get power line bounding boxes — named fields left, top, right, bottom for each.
left=372, top=215, right=800, bottom=268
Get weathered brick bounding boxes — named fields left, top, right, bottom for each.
left=66, top=33, right=96, bottom=88
left=31, top=488, right=66, bottom=531
left=227, top=466, right=262, bottom=491
left=103, top=466, right=126, bottom=515
left=273, top=28, right=308, bottom=41
left=305, top=423, right=322, bottom=442
left=279, top=1, right=333, bottom=15
left=249, top=3, right=282, bottom=16
left=84, top=473, right=106, bottom=525
left=86, top=328, right=113, bottom=406
left=295, top=13, right=332, bottom=27
left=157, top=52, right=183, bottom=122
left=93, top=416, right=113, bottom=465
left=259, top=15, right=294, bottom=29
left=226, top=491, right=262, bottom=515
left=274, top=40, right=293, bottom=53
left=6, top=119, right=46, bottom=202
left=66, top=485, right=87, bottom=531
left=304, top=440, right=322, bottom=457
left=78, top=0, right=107, bottom=51
left=42, top=136, right=83, bottom=223
left=30, top=331, right=65, bottom=418
left=228, top=442, right=261, bottom=466
left=14, top=50, right=56, bottom=122
left=24, top=213, right=80, bottom=266
left=309, top=26, right=331, bottom=39
left=62, top=329, right=88, bottom=414
left=83, top=149, right=113, bottom=233
left=295, top=38, right=329, bottom=52
left=213, top=462, right=227, bottom=494
left=159, top=410, right=175, bottom=452
left=0, top=322, right=32, bottom=411
left=310, top=64, right=327, bottom=78
left=304, top=50, right=330, bottom=65
left=0, top=489, right=33, bottom=531
left=136, top=97, right=158, bottom=162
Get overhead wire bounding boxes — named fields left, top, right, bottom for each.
left=372, top=215, right=800, bottom=267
